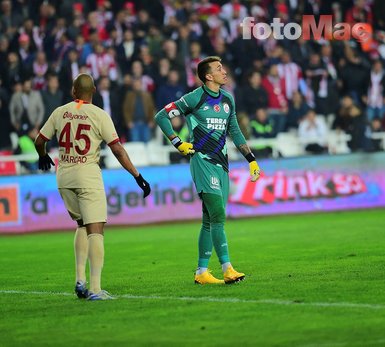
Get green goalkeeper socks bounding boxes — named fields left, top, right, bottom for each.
left=198, top=204, right=212, bottom=268
left=211, top=222, right=230, bottom=264
left=199, top=193, right=230, bottom=266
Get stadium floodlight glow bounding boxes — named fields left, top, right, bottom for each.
left=241, top=15, right=372, bottom=42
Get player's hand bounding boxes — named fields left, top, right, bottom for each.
left=177, top=142, right=195, bottom=155
left=249, top=161, right=261, bottom=182
left=38, top=154, right=55, bottom=171
left=135, top=174, right=151, bottom=198
left=171, top=136, right=195, bottom=156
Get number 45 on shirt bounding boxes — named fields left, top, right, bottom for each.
left=59, top=122, right=91, bottom=155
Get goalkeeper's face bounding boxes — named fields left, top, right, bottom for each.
left=207, top=62, right=228, bottom=86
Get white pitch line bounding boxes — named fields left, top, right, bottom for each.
left=1, top=290, right=385, bottom=310
left=300, top=338, right=385, bottom=347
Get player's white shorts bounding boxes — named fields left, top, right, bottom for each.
left=59, top=188, right=107, bottom=225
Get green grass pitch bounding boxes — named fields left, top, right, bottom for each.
left=1, top=209, right=385, bottom=347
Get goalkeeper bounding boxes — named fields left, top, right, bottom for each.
left=155, top=56, right=261, bottom=284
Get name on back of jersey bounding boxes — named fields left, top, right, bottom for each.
left=206, top=118, right=227, bottom=130
left=60, top=154, right=87, bottom=164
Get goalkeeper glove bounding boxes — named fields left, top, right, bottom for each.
left=135, top=174, right=151, bottom=198
left=245, top=153, right=261, bottom=182
left=38, top=154, right=55, bottom=171
left=171, top=136, right=195, bottom=156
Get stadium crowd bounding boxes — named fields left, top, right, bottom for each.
left=1, top=0, right=385, bottom=168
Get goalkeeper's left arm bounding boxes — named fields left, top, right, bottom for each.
left=227, top=107, right=261, bottom=182
left=154, top=103, right=194, bottom=156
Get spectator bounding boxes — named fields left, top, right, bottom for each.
left=240, top=71, right=268, bottom=117
left=59, top=49, right=80, bottom=101
left=117, top=73, right=132, bottom=141
left=95, top=0, right=113, bottom=28
left=261, top=63, right=288, bottom=134
left=333, top=95, right=367, bottom=152
left=366, top=117, right=384, bottom=152
left=0, top=36, right=9, bottom=73
left=116, top=29, right=137, bottom=74
left=32, top=50, right=48, bottom=90
left=153, top=57, right=171, bottom=87
left=131, top=60, right=154, bottom=92
left=133, top=9, right=152, bottom=40
left=185, top=41, right=205, bottom=89
left=277, top=50, right=303, bottom=101
left=16, top=127, right=39, bottom=172
left=339, top=45, right=370, bottom=104
left=249, top=108, right=275, bottom=158
left=155, top=69, right=185, bottom=110
left=9, top=77, right=44, bottom=135
left=123, top=78, right=155, bottom=143
left=298, top=109, right=328, bottom=154
left=40, top=74, right=63, bottom=124
left=17, top=33, right=35, bottom=70
left=86, top=42, right=118, bottom=81
left=305, top=52, right=328, bottom=113
left=287, top=35, right=312, bottom=68
left=0, top=77, right=11, bottom=150
left=93, top=76, right=122, bottom=133
left=3, top=51, right=24, bottom=93
left=286, top=91, right=310, bottom=130
left=146, top=24, right=164, bottom=60
left=161, top=39, right=185, bottom=77
left=17, top=18, right=41, bottom=52
left=0, top=0, right=23, bottom=39
left=82, top=11, right=109, bottom=42
left=345, top=0, right=373, bottom=27
left=53, top=30, right=75, bottom=70
left=138, top=45, right=156, bottom=79
left=74, top=34, right=92, bottom=66
left=363, top=60, right=385, bottom=122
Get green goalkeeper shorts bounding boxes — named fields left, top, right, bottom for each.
left=190, top=153, right=229, bottom=205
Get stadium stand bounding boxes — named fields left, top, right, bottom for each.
left=0, top=0, right=385, bottom=175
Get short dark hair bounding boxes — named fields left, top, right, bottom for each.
left=197, top=56, right=221, bottom=83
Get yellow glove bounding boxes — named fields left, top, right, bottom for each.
left=177, top=142, right=195, bottom=155
left=245, top=152, right=261, bottom=182
left=249, top=161, right=260, bottom=182
left=171, top=136, right=195, bottom=156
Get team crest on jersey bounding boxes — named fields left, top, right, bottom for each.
left=223, top=103, right=230, bottom=113
left=213, top=104, right=220, bottom=112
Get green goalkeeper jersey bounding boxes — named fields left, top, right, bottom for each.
left=155, top=85, right=247, bottom=172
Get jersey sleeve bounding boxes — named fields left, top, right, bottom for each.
left=155, top=89, right=200, bottom=137
left=174, top=90, right=197, bottom=115
left=227, top=95, right=247, bottom=147
left=100, top=114, right=120, bottom=145
left=39, top=109, right=58, bottom=141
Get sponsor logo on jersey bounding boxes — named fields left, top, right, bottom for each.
left=203, top=106, right=209, bottom=111
left=210, top=176, right=220, bottom=190
left=0, top=185, right=20, bottom=225
left=223, top=103, right=230, bottom=113
left=213, top=104, right=220, bottom=112
left=63, top=111, right=88, bottom=121
left=206, top=118, right=227, bottom=130
left=164, top=102, right=180, bottom=118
